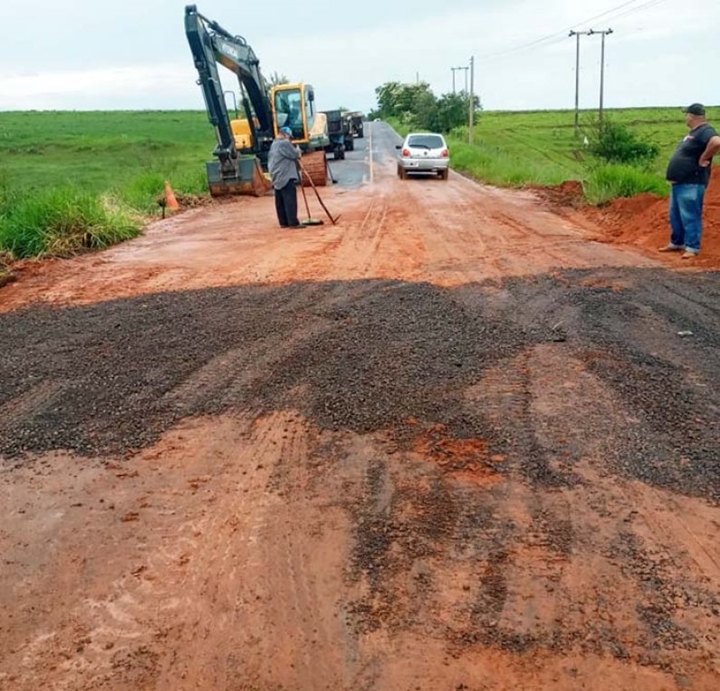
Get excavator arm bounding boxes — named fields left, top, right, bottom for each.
left=185, top=4, right=276, bottom=195
left=184, top=5, right=274, bottom=162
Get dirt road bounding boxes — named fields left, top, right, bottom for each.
left=1, top=122, right=719, bottom=691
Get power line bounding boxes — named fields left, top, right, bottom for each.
left=597, top=0, right=670, bottom=25
left=473, top=31, right=571, bottom=64
left=474, top=0, right=639, bottom=63
left=474, top=0, right=668, bottom=64
left=570, top=0, right=651, bottom=31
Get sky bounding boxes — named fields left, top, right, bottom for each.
left=0, top=0, right=717, bottom=114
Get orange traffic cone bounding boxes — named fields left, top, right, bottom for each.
left=164, top=180, right=180, bottom=211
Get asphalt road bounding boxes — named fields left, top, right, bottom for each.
left=325, top=120, right=403, bottom=188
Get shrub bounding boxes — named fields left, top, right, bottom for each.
left=589, top=119, right=659, bottom=166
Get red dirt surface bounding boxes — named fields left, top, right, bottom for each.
left=1, top=127, right=719, bottom=691
left=598, top=189, right=720, bottom=266
left=543, top=168, right=720, bottom=268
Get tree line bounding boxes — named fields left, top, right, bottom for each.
left=368, top=81, right=481, bottom=133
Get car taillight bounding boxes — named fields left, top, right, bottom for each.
left=402, top=148, right=411, bottom=157
left=442, top=149, right=449, bottom=158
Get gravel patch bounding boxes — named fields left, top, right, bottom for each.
left=1, top=268, right=718, bottom=499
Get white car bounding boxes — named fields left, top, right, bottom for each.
left=396, top=132, right=450, bottom=180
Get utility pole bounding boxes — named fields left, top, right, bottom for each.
left=569, top=29, right=614, bottom=135
left=569, top=30, right=592, bottom=138
left=594, top=29, right=613, bottom=127
left=469, top=56, right=475, bottom=144
left=452, top=66, right=469, bottom=94
left=452, top=66, right=468, bottom=93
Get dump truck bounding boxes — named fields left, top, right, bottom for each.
left=322, top=110, right=354, bottom=160
left=343, top=111, right=364, bottom=139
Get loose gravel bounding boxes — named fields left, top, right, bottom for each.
left=1, top=268, right=718, bottom=500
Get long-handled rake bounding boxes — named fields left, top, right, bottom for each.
left=298, top=161, right=339, bottom=225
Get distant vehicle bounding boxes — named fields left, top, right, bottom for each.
left=342, top=111, right=364, bottom=138
left=321, top=109, right=354, bottom=159
left=395, top=132, right=450, bottom=180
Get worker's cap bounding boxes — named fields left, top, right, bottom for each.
left=279, top=126, right=293, bottom=136
left=682, top=103, right=705, bottom=116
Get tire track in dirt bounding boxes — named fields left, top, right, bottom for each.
left=323, top=189, right=397, bottom=280
left=161, top=286, right=338, bottom=415
left=3, top=283, right=720, bottom=688
left=0, top=413, right=355, bottom=691
left=410, top=174, right=658, bottom=282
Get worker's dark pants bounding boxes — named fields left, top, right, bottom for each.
left=274, top=180, right=300, bottom=227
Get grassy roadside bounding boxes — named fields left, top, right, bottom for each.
left=0, top=107, right=715, bottom=264
left=0, top=187, right=141, bottom=259
left=390, top=106, right=718, bottom=204
left=0, top=110, right=212, bottom=263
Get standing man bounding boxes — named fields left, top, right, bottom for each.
left=660, top=103, right=720, bottom=258
left=268, top=126, right=305, bottom=229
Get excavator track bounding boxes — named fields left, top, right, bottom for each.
left=299, top=151, right=328, bottom=188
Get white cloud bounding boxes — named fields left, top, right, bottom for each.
left=0, top=0, right=718, bottom=111
left=0, top=64, right=196, bottom=110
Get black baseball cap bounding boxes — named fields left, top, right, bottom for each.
left=682, top=103, right=706, bottom=116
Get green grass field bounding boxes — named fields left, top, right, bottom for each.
left=0, top=110, right=215, bottom=262
left=0, top=110, right=211, bottom=201
left=457, top=107, right=719, bottom=190
left=0, top=106, right=716, bottom=262
left=3, top=107, right=711, bottom=197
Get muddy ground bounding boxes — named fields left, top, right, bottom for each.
left=1, top=123, right=719, bottom=691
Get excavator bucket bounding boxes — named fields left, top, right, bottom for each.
left=299, top=151, right=327, bottom=188
left=251, top=158, right=273, bottom=197
left=206, top=156, right=272, bottom=197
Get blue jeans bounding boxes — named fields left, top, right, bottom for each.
left=669, top=183, right=706, bottom=253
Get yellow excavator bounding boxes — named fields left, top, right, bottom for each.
left=185, top=5, right=329, bottom=196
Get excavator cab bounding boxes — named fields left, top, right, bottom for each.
left=271, top=84, right=328, bottom=150
left=273, top=88, right=303, bottom=140
left=270, top=83, right=330, bottom=186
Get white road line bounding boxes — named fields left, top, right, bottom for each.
left=369, top=122, right=374, bottom=184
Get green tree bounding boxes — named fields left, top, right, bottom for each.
left=374, top=81, right=435, bottom=120
left=373, top=81, right=482, bottom=133
left=429, top=92, right=482, bottom=133
left=268, top=71, right=289, bottom=86
left=410, top=89, right=439, bottom=130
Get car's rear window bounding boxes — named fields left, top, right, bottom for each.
left=407, top=135, right=445, bottom=149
